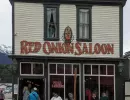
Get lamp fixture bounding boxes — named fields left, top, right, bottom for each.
left=12, top=58, right=18, bottom=73
left=118, top=61, right=124, bottom=75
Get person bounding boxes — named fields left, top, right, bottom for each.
left=28, top=83, right=32, bottom=93
left=86, top=89, right=91, bottom=100
left=23, top=86, right=30, bottom=100
left=91, top=92, right=98, bottom=100
left=0, top=90, right=5, bottom=100
left=51, top=92, right=62, bottom=100
left=28, top=87, right=40, bottom=100
left=100, top=92, right=108, bottom=100
left=68, top=93, right=74, bottom=100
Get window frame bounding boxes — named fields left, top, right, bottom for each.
left=44, top=5, right=59, bottom=41
left=48, top=63, right=81, bottom=100
left=20, top=62, right=44, bottom=76
left=76, top=6, right=92, bottom=42
left=83, top=64, right=115, bottom=100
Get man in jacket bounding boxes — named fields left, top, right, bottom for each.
left=28, top=87, right=40, bottom=100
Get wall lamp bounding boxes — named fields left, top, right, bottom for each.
left=118, top=61, right=124, bottom=75
left=12, top=58, right=18, bottom=74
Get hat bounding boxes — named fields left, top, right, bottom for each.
left=33, top=87, right=37, bottom=91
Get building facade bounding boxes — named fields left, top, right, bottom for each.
left=9, top=0, right=128, bottom=100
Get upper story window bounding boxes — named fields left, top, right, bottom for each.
left=44, top=5, right=59, bottom=41
left=77, top=6, right=92, bottom=42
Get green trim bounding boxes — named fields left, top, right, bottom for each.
left=76, top=5, right=92, bottom=42
left=119, top=6, right=123, bottom=57
left=44, top=4, right=59, bottom=41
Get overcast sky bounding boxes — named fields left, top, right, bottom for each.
left=0, top=0, right=130, bottom=54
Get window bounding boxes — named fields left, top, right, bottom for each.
left=77, top=6, right=92, bottom=42
left=44, top=5, right=59, bottom=41
left=21, top=63, right=31, bottom=74
left=49, top=63, right=81, bottom=100
left=20, top=62, right=44, bottom=75
left=33, top=63, right=43, bottom=74
left=83, top=64, right=115, bottom=100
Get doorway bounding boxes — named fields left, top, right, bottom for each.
left=18, top=78, right=45, bottom=100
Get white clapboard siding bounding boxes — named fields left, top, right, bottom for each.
left=14, top=2, right=44, bottom=55
left=14, top=3, right=120, bottom=58
left=59, top=5, right=76, bottom=41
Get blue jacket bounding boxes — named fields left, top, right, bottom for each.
left=28, top=91, right=39, bottom=100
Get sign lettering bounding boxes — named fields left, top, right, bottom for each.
left=52, top=81, right=64, bottom=88
left=20, top=40, right=114, bottom=55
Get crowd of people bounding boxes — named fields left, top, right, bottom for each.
left=23, top=83, right=40, bottom=100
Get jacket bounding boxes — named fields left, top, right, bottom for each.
left=91, top=97, right=98, bottom=100
left=28, top=91, right=39, bottom=100
left=23, top=90, right=30, bottom=100
left=100, top=97, right=108, bottom=100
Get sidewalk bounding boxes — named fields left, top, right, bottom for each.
left=5, top=92, right=12, bottom=100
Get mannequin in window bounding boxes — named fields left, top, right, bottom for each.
left=100, top=92, right=108, bottom=100
left=68, top=93, right=74, bottom=100
left=86, top=88, right=91, bottom=100
left=51, top=92, right=62, bottom=100
left=91, top=92, right=98, bottom=100
left=48, top=12, right=55, bottom=38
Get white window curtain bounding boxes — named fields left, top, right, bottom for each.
left=47, top=8, right=52, bottom=38
left=52, top=9, right=57, bottom=38
left=46, top=8, right=57, bottom=38
left=79, top=9, right=89, bottom=39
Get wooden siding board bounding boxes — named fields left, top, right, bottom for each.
left=14, top=3, right=119, bottom=58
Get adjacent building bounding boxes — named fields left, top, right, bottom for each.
left=9, top=0, right=128, bottom=100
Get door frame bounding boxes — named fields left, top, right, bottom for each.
left=18, top=76, right=46, bottom=100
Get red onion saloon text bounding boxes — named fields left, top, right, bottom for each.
left=20, top=41, right=114, bottom=55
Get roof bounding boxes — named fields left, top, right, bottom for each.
left=9, top=0, right=127, bottom=6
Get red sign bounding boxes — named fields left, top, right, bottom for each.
left=20, top=40, right=114, bottom=55
left=52, top=81, right=64, bottom=88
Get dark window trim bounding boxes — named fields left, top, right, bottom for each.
left=76, top=5, right=92, bottom=42
left=44, top=4, right=59, bottom=41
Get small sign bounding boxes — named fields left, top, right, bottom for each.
left=52, top=81, right=64, bottom=88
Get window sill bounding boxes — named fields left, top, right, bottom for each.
left=44, top=38, right=59, bottom=41
left=76, top=38, right=92, bottom=42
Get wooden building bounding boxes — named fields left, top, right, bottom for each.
left=9, top=0, right=128, bottom=100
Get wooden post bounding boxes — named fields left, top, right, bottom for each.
left=74, top=68, right=77, bottom=100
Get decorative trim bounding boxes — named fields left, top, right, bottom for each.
left=44, top=4, right=59, bottom=41
left=8, top=55, right=127, bottom=62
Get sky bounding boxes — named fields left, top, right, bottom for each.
left=0, top=0, right=129, bottom=54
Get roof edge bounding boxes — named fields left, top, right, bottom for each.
left=9, top=0, right=127, bottom=6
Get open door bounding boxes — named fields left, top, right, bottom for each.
left=18, top=77, right=45, bottom=100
